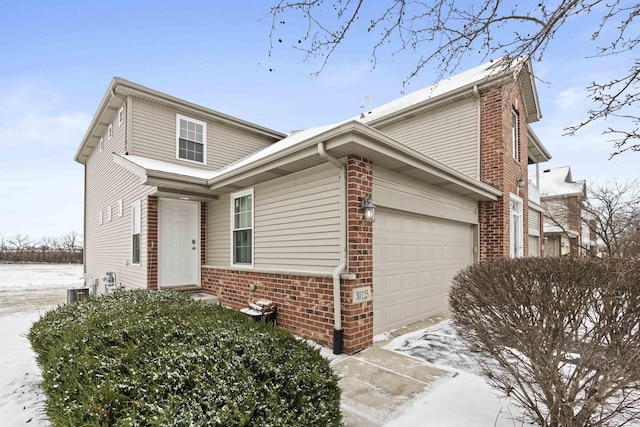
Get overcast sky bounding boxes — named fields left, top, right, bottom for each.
left=1, top=1, right=637, bottom=241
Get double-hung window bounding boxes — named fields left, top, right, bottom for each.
left=231, top=189, right=253, bottom=266
left=131, top=200, right=141, bottom=265
left=176, top=114, right=206, bottom=164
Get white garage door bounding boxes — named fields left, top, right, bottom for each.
left=373, top=209, right=473, bottom=334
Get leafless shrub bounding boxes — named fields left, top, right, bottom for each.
left=450, top=257, right=640, bottom=426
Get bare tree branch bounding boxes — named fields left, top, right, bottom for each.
left=266, top=0, right=640, bottom=156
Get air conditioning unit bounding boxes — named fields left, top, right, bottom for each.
left=67, top=287, right=90, bottom=304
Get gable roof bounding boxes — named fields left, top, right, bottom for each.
left=74, top=78, right=285, bottom=164
left=359, top=56, right=541, bottom=127
left=538, top=166, right=586, bottom=198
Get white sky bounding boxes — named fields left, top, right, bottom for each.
left=1, top=1, right=637, bottom=241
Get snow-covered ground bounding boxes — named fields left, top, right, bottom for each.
left=383, top=322, right=534, bottom=426
left=0, top=264, right=82, bottom=426
left=0, top=263, right=530, bottom=426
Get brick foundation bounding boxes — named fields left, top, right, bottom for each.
left=199, top=156, right=375, bottom=354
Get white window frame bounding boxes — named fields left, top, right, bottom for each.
left=176, top=114, right=207, bottom=164
left=108, top=123, right=113, bottom=140
left=230, top=188, right=254, bottom=267
left=512, top=108, right=519, bottom=161
left=99, top=137, right=104, bottom=153
left=117, top=199, right=123, bottom=217
left=98, top=210, right=103, bottom=225
left=131, top=200, right=141, bottom=265
left=510, top=194, right=524, bottom=258
left=118, top=106, right=124, bottom=126
left=106, top=205, right=112, bottom=222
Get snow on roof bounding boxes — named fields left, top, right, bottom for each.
left=359, top=57, right=524, bottom=123
left=212, top=122, right=344, bottom=177
left=119, top=154, right=216, bottom=180
left=118, top=121, right=350, bottom=181
left=118, top=57, right=532, bottom=185
left=538, top=166, right=586, bottom=198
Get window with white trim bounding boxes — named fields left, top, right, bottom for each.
left=118, top=106, right=124, bottom=125
left=176, top=114, right=206, bottom=163
left=98, top=210, right=103, bottom=225
left=99, top=137, right=104, bottom=153
left=510, top=194, right=523, bottom=258
left=131, top=200, right=141, bottom=265
left=106, top=205, right=112, bottom=222
left=117, top=199, right=123, bottom=217
left=511, top=108, right=520, bottom=161
left=231, top=189, right=253, bottom=266
left=108, top=123, right=113, bottom=140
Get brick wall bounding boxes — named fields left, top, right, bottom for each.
left=342, top=156, right=374, bottom=353
left=200, top=156, right=375, bottom=354
left=147, top=196, right=158, bottom=289
left=478, top=83, right=530, bottom=259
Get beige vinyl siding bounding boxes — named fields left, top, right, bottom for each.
left=254, top=163, right=340, bottom=273
left=131, top=98, right=275, bottom=170
left=84, top=105, right=154, bottom=290
left=206, top=163, right=341, bottom=274
left=206, top=194, right=230, bottom=266
left=374, top=98, right=479, bottom=179
left=373, top=166, right=478, bottom=225
left=528, top=207, right=541, bottom=236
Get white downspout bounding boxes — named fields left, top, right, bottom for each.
left=317, top=142, right=346, bottom=354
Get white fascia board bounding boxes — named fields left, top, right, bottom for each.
left=75, top=78, right=120, bottom=164
left=113, top=154, right=211, bottom=186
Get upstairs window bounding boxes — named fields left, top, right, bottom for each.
left=118, top=106, right=124, bottom=125
left=108, top=123, right=113, bottom=140
left=176, top=114, right=206, bottom=164
left=511, top=108, right=520, bottom=161
left=231, top=189, right=253, bottom=266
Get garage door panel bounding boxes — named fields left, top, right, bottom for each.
left=374, top=209, right=473, bottom=334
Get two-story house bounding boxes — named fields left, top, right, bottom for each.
left=535, top=166, right=593, bottom=257
left=75, top=56, right=551, bottom=354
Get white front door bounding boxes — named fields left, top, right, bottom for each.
left=158, top=199, right=199, bottom=287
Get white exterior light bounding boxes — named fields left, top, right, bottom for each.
left=361, top=198, right=376, bottom=223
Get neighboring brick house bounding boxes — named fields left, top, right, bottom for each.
left=75, top=57, right=550, bottom=354
left=535, top=166, right=593, bottom=257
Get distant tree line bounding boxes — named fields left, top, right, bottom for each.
left=0, top=231, right=83, bottom=264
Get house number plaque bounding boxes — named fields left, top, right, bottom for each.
left=353, top=286, right=372, bottom=303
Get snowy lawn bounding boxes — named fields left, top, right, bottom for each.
left=0, top=264, right=82, bottom=426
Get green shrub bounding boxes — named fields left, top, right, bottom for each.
left=450, top=257, right=640, bottom=427
left=29, top=290, right=341, bottom=426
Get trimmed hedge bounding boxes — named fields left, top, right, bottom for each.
left=29, top=290, right=341, bottom=426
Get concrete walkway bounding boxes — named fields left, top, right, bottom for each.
left=331, top=317, right=450, bottom=426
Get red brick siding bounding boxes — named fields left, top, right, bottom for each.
left=343, top=156, right=374, bottom=353
left=202, top=268, right=336, bottom=347
left=147, top=196, right=158, bottom=289
left=479, top=83, right=530, bottom=259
